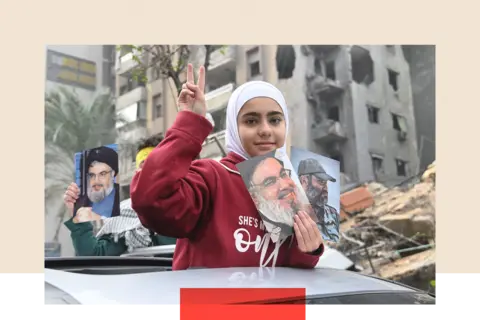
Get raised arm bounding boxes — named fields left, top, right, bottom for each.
left=130, top=64, right=214, bottom=239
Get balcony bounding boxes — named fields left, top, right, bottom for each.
left=116, top=86, right=147, bottom=111
left=205, top=83, right=234, bottom=112
left=206, top=46, right=236, bottom=89
left=115, top=52, right=139, bottom=75
left=116, top=101, right=147, bottom=130
left=200, top=130, right=226, bottom=159
left=312, top=120, right=347, bottom=144
left=306, top=73, right=345, bottom=98
left=208, top=46, right=236, bottom=70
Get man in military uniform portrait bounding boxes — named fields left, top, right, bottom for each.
left=73, top=145, right=120, bottom=223
left=297, top=158, right=340, bottom=242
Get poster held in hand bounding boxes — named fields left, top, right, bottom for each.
left=73, top=143, right=120, bottom=226
left=236, top=149, right=318, bottom=243
left=290, top=146, right=341, bottom=243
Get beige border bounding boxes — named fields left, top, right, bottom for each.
left=0, top=0, right=476, bottom=273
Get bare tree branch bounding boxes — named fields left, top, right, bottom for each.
left=126, top=44, right=227, bottom=94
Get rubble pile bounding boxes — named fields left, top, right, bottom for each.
left=335, top=163, right=436, bottom=289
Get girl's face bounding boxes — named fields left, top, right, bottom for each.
left=237, top=97, right=286, bottom=157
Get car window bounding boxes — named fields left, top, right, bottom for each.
left=307, top=292, right=439, bottom=312
left=269, top=292, right=435, bottom=305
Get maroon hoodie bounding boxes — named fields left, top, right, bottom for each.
left=130, top=111, right=324, bottom=270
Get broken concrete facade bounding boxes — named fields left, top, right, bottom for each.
left=284, top=45, right=420, bottom=186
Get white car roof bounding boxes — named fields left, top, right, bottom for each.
left=45, top=266, right=415, bottom=305
left=121, top=244, right=357, bottom=271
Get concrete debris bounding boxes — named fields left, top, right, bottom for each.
left=336, top=162, right=436, bottom=289
left=378, top=249, right=435, bottom=292
left=378, top=207, right=435, bottom=239
left=366, top=181, right=388, bottom=195
left=421, top=161, right=436, bottom=183
left=381, top=247, right=435, bottom=277
left=359, top=181, right=435, bottom=218
left=340, top=186, right=374, bottom=221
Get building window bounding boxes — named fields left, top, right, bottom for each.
left=371, top=154, right=384, bottom=177
left=392, top=113, right=408, bottom=141
left=396, top=159, right=407, bottom=177
left=387, top=68, right=399, bottom=91
left=276, top=45, right=296, bottom=80
left=367, top=105, right=380, bottom=124
left=327, top=106, right=340, bottom=122
left=153, top=94, right=162, bottom=119
left=391, top=113, right=407, bottom=131
left=314, top=57, right=322, bottom=75
left=326, top=61, right=336, bottom=80
left=247, top=47, right=261, bottom=79
left=351, top=45, right=374, bottom=85
left=249, top=61, right=260, bottom=77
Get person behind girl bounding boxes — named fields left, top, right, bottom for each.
left=63, top=133, right=176, bottom=256
left=130, top=64, right=324, bottom=271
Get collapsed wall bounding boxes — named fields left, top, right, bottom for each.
left=336, top=162, right=436, bottom=292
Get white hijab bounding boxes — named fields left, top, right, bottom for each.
left=225, top=81, right=289, bottom=160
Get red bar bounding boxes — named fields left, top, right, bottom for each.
left=181, top=304, right=305, bottom=320
left=181, top=288, right=306, bottom=304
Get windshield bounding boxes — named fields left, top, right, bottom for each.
left=273, top=292, right=435, bottom=305
left=307, top=293, right=437, bottom=312
left=45, top=44, right=436, bottom=300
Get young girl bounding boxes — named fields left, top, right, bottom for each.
left=130, top=64, right=324, bottom=270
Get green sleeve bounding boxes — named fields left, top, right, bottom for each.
left=64, top=218, right=127, bottom=256
left=153, top=234, right=177, bottom=246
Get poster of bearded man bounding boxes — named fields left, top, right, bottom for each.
left=290, top=146, right=341, bottom=243
left=236, top=150, right=318, bottom=244
left=73, top=144, right=120, bottom=228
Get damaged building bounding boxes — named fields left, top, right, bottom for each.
left=277, top=45, right=420, bottom=186
left=196, top=45, right=421, bottom=186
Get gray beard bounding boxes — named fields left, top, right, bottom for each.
left=305, top=185, right=327, bottom=207
left=87, top=182, right=114, bottom=203
left=255, top=193, right=299, bottom=228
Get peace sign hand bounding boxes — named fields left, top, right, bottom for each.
left=177, top=63, right=207, bottom=117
